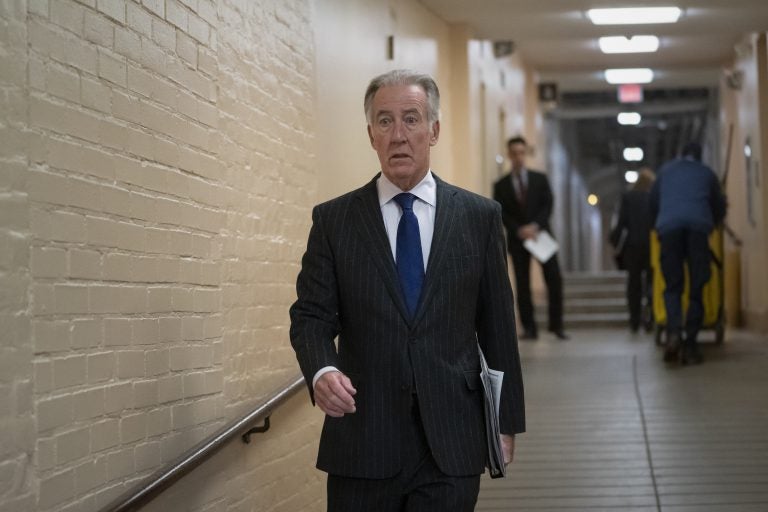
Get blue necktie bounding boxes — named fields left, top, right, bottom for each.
left=394, top=193, right=425, bottom=318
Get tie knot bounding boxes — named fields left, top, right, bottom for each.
left=394, top=193, right=417, bottom=211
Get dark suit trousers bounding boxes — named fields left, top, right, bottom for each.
left=509, top=244, right=563, bottom=333
left=623, top=244, right=651, bottom=330
left=326, top=400, right=481, bottom=512
left=659, top=229, right=711, bottom=343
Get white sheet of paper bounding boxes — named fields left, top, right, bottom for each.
left=487, top=368, right=503, bottom=415
left=478, top=344, right=506, bottom=478
left=523, top=230, right=559, bottom=263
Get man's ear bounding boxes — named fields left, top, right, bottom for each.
left=367, top=125, right=374, bottom=146
left=429, top=120, right=440, bottom=146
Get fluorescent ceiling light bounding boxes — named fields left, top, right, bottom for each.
left=587, top=7, right=682, bottom=25
left=625, top=170, right=639, bottom=183
left=623, top=147, right=644, bottom=161
left=605, top=68, right=654, bottom=84
left=617, top=112, right=642, bottom=125
left=599, top=36, right=659, bottom=54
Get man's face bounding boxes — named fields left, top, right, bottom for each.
left=367, top=84, right=439, bottom=191
left=508, top=142, right=527, bottom=172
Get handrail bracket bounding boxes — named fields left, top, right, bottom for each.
left=242, top=416, right=271, bottom=443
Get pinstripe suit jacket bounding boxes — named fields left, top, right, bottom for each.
left=290, top=174, right=525, bottom=479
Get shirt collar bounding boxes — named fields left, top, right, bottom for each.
left=377, top=170, right=437, bottom=208
left=511, top=167, right=528, bottom=182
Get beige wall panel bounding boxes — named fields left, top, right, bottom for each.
left=313, top=0, right=528, bottom=200
left=728, top=33, right=768, bottom=329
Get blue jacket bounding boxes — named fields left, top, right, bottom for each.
left=649, top=158, right=726, bottom=236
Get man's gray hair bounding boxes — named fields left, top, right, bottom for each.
left=364, top=69, right=441, bottom=125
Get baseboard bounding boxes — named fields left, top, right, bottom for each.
left=743, top=310, right=768, bottom=333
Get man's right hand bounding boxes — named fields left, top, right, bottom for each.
left=314, top=371, right=357, bottom=417
left=517, top=223, right=539, bottom=241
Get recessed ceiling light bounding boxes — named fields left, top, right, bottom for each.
left=587, top=194, right=599, bottom=206
left=605, top=68, right=654, bottom=84
left=623, top=147, right=644, bottom=161
left=599, top=36, right=659, bottom=54
left=617, top=112, right=642, bottom=125
left=625, top=170, right=639, bottom=183
left=587, top=7, right=682, bottom=25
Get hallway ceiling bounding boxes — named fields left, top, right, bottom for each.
left=419, top=0, right=768, bottom=91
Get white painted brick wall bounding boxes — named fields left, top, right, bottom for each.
left=0, top=0, right=35, bottom=509
left=2, top=0, right=324, bottom=510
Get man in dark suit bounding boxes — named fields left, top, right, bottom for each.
left=493, top=136, right=567, bottom=340
left=290, top=69, right=525, bottom=511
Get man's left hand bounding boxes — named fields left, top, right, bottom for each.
left=500, top=434, right=515, bottom=465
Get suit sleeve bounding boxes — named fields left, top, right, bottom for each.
left=475, top=203, right=526, bottom=435
left=493, top=181, right=520, bottom=238
left=289, top=206, right=341, bottom=403
left=532, top=174, right=553, bottom=229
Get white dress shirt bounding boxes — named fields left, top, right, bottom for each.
left=312, top=171, right=438, bottom=388
left=377, top=170, right=436, bottom=270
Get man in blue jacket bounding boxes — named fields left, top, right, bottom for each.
left=650, top=142, right=726, bottom=364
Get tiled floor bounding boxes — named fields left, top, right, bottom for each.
left=476, top=327, right=768, bottom=512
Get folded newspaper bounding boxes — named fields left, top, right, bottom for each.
left=523, top=229, right=559, bottom=263
left=478, top=345, right=506, bottom=478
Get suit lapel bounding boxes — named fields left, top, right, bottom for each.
left=412, top=176, right=458, bottom=325
left=352, top=177, right=412, bottom=323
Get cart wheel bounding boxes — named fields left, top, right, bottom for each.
left=655, top=324, right=664, bottom=345
left=715, top=318, right=725, bottom=345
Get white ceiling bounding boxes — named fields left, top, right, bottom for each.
left=418, top=0, right=768, bottom=91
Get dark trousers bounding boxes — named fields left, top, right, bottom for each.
left=624, top=244, right=651, bottom=331
left=326, top=401, right=481, bottom=512
left=659, top=229, right=711, bottom=343
left=509, top=245, right=563, bottom=334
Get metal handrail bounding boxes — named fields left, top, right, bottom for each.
left=100, top=375, right=306, bottom=512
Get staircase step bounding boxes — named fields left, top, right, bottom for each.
left=533, top=272, right=631, bottom=328
left=564, top=298, right=628, bottom=314
left=565, top=312, right=629, bottom=327
left=564, top=283, right=626, bottom=299
left=564, top=271, right=627, bottom=286
left=532, top=312, right=629, bottom=328
left=565, top=312, right=629, bottom=328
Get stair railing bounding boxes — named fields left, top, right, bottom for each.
left=99, top=375, right=306, bottom=512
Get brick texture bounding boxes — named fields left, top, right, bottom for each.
left=3, top=0, right=323, bottom=510
left=0, top=0, right=35, bottom=509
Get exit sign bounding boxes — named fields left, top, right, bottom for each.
left=618, top=84, right=643, bottom=103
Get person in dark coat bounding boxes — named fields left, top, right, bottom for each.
left=611, top=168, right=655, bottom=332
left=649, top=142, right=726, bottom=364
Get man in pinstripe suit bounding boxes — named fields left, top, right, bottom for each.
left=290, top=69, right=525, bottom=511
